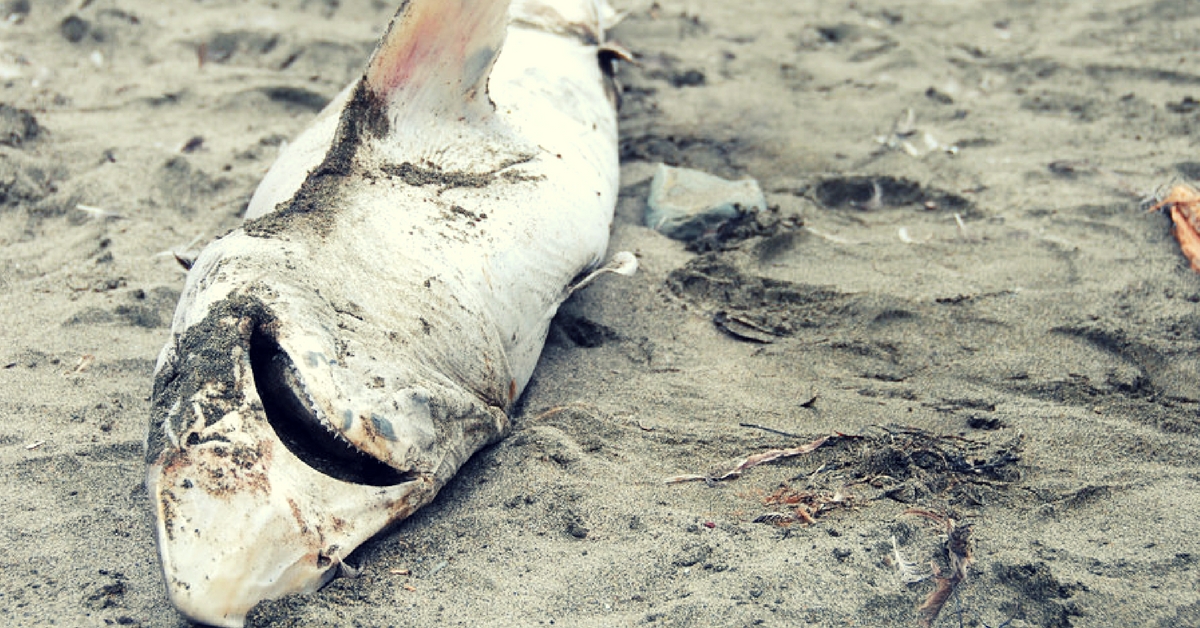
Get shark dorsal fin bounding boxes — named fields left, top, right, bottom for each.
left=244, top=0, right=518, bottom=220
left=364, top=0, right=511, bottom=125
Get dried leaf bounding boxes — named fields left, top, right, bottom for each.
left=713, top=311, right=776, bottom=343
left=917, top=576, right=956, bottom=628
left=902, top=509, right=974, bottom=627
left=1150, top=184, right=1200, bottom=273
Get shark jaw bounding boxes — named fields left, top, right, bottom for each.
left=149, top=444, right=431, bottom=628
left=146, top=293, right=467, bottom=627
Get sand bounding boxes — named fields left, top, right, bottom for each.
left=3, top=0, right=1200, bottom=626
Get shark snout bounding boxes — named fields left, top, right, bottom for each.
left=151, top=454, right=339, bottom=627
left=148, top=295, right=435, bottom=626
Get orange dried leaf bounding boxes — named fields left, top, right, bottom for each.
left=1151, top=184, right=1200, bottom=273
left=1169, top=204, right=1200, bottom=273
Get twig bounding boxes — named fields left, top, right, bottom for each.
left=803, top=225, right=862, bottom=245
left=665, top=434, right=835, bottom=484
left=954, top=213, right=979, bottom=242
left=75, top=204, right=124, bottom=220
left=739, top=422, right=805, bottom=439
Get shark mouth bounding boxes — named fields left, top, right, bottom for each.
left=248, top=331, right=414, bottom=487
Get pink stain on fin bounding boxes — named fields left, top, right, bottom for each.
left=365, top=0, right=507, bottom=103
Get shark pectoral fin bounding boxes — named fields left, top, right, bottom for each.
left=364, top=0, right=511, bottom=121
left=565, top=250, right=637, bottom=298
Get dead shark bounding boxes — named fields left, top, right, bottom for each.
left=145, top=0, right=633, bottom=625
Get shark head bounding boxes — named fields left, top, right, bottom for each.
left=145, top=237, right=509, bottom=627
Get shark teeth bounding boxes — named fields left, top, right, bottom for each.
left=249, top=330, right=413, bottom=486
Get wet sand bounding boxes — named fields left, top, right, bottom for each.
left=2, top=1, right=1199, bottom=626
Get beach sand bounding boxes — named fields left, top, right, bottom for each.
left=3, top=0, right=1200, bottom=626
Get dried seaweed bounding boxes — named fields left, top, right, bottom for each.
left=905, top=509, right=973, bottom=628
left=751, top=484, right=854, bottom=525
